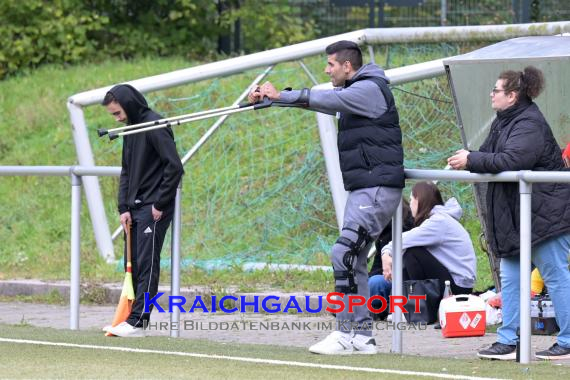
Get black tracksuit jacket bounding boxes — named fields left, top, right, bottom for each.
left=467, top=98, right=570, bottom=258
left=107, top=84, right=184, bottom=213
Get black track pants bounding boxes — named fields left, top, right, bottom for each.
left=126, top=203, right=174, bottom=327
left=403, top=246, right=472, bottom=295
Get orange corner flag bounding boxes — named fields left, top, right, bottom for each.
left=105, top=224, right=135, bottom=336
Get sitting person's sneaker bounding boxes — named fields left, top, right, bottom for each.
left=535, top=343, right=570, bottom=360
left=386, top=313, right=407, bottom=323
left=309, top=331, right=353, bottom=355
left=477, top=342, right=516, bottom=360
left=371, top=310, right=389, bottom=321
left=351, top=333, right=378, bottom=354
left=107, top=321, right=145, bottom=338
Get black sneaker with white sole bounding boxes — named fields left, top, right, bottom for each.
left=535, top=343, right=570, bottom=360
left=477, top=342, right=516, bottom=360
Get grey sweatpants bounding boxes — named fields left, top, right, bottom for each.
left=332, top=186, right=402, bottom=336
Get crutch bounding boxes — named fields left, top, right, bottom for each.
left=103, top=94, right=309, bottom=141
left=97, top=103, right=253, bottom=138
left=106, top=98, right=275, bottom=140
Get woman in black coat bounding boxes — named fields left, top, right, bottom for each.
left=448, top=66, right=570, bottom=360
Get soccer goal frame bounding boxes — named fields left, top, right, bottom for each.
left=67, top=22, right=570, bottom=262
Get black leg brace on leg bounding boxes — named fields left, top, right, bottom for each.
left=333, top=222, right=370, bottom=294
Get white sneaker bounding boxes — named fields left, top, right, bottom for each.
left=386, top=313, right=407, bottom=323
left=107, top=321, right=145, bottom=338
left=352, top=333, right=378, bottom=354
left=309, top=331, right=353, bottom=355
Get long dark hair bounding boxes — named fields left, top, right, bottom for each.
left=412, top=181, right=443, bottom=227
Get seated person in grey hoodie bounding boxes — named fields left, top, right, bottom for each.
left=381, top=181, right=476, bottom=296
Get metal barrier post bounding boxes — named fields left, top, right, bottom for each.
left=519, top=175, right=532, bottom=364
left=170, top=181, right=183, bottom=338
left=70, top=172, right=82, bottom=330
left=391, top=198, right=403, bottom=353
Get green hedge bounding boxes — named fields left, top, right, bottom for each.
left=0, top=0, right=107, bottom=78
left=0, top=0, right=318, bottom=79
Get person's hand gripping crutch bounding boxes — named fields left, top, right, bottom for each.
left=248, top=82, right=281, bottom=104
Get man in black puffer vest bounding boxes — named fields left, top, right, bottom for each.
left=249, top=41, right=404, bottom=355
left=102, top=84, right=184, bottom=337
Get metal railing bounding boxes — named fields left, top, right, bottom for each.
left=2, top=165, right=570, bottom=363
left=390, top=169, right=570, bottom=364
left=0, top=165, right=182, bottom=338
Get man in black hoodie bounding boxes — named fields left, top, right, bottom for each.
left=102, top=84, right=184, bottom=337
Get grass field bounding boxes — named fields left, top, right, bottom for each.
left=1, top=324, right=568, bottom=379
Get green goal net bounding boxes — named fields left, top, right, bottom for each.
left=89, top=42, right=485, bottom=270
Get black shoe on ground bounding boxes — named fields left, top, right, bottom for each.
left=535, top=343, right=570, bottom=360
left=477, top=342, right=516, bottom=360
left=372, top=310, right=389, bottom=321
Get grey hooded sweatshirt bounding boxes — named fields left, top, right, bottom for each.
left=279, top=63, right=389, bottom=118
left=280, top=63, right=404, bottom=190
left=382, top=198, right=477, bottom=289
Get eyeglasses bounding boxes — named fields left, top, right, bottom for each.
left=491, top=88, right=506, bottom=95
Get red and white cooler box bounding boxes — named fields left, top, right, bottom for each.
left=439, top=295, right=486, bottom=338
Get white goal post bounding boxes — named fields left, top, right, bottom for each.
left=67, top=22, right=570, bottom=261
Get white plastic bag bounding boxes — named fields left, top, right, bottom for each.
left=485, top=303, right=503, bottom=325
left=479, top=290, right=496, bottom=302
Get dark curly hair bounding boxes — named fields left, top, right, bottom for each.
left=498, top=65, right=545, bottom=101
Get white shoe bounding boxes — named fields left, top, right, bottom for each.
left=107, top=321, right=145, bottom=338
left=386, top=313, right=407, bottom=323
left=352, top=333, right=378, bottom=354
left=309, top=331, right=353, bottom=355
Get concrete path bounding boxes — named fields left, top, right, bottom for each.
left=0, top=280, right=568, bottom=364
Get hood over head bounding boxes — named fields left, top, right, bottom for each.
left=346, top=63, right=390, bottom=86
left=106, top=84, right=152, bottom=125
left=430, top=197, right=463, bottom=221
